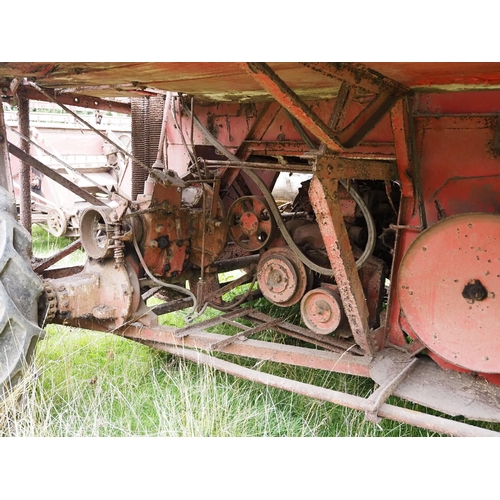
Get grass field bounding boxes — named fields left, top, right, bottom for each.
left=2, top=224, right=499, bottom=437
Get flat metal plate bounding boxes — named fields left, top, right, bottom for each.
left=371, top=349, right=500, bottom=422
left=2, top=63, right=500, bottom=100
left=398, top=213, right=500, bottom=373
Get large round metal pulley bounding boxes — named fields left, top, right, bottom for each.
left=80, top=207, right=115, bottom=259
left=398, top=213, right=500, bottom=373
left=257, top=246, right=308, bottom=306
left=228, top=196, right=275, bottom=250
left=300, top=286, right=344, bottom=335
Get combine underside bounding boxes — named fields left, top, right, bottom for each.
left=2, top=62, right=500, bottom=436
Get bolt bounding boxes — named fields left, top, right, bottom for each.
left=58, top=285, right=66, bottom=292
left=462, top=279, right=488, bottom=303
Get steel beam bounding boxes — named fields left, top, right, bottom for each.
left=17, top=85, right=131, bottom=114
left=240, top=63, right=343, bottom=152
left=314, top=156, right=398, bottom=180
left=63, top=315, right=373, bottom=377
left=309, top=174, right=374, bottom=356
left=18, top=96, right=32, bottom=232
left=0, top=102, right=13, bottom=193
left=301, top=62, right=409, bottom=96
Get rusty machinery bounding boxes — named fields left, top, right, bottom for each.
left=2, top=63, right=500, bottom=436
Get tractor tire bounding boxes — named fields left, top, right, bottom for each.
left=0, top=186, right=45, bottom=397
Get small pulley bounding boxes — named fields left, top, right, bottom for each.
left=228, top=196, right=276, bottom=250
left=47, top=207, right=67, bottom=238
left=300, top=285, right=344, bottom=335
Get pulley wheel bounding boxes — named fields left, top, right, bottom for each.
left=257, top=246, right=308, bottom=306
left=47, top=207, right=67, bottom=238
left=228, top=196, right=275, bottom=250
left=300, top=286, right=343, bottom=335
left=80, top=207, right=114, bottom=259
left=398, top=213, right=500, bottom=373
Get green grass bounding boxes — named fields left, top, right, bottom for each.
left=2, top=225, right=499, bottom=437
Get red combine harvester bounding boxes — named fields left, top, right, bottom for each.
left=1, top=62, right=500, bottom=436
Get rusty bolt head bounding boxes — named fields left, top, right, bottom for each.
left=462, top=279, right=488, bottom=303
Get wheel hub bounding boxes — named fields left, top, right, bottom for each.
left=228, top=196, right=275, bottom=250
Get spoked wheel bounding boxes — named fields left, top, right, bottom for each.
left=47, top=207, right=67, bottom=238
left=0, top=187, right=45, bottom=397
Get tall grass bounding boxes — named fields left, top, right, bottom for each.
left=1, top=224, right=498, bottom=437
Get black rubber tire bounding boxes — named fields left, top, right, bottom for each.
left=0, top=187, right=44, bottom=397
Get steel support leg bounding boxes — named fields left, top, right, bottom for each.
left=309, top=175, right=374, bottom=356
left=0, top=102, right=13, bottom=194
left=18, top=97, right=32, bottom=233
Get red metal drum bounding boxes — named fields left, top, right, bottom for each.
left=398, top=213, right=500, bottom=373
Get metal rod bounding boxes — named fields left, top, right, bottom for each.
left=156, top=93, right=170, bottom=163
left=7, top=142, right=107, bottom=207
left=18, top=96, right=32, bottom=233
left=208, top=254, right=260, bottom=273
left=201, top=159, right=313, bottom=173
left=0, top=100, right=14, bottom=194
left=34, top=239, right=82, bottom=273
left=8, top=126, right=111, bottom=197
left=153, top=344, right=500, bottom=437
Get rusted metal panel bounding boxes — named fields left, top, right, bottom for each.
left=364, top=62, right=500, bottom=90
left=3, top=63, right=500, bottom=105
